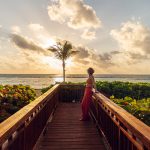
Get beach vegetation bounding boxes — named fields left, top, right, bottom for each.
left=48, top=41, right=78, bottom=82
left=0, top=85, right=36, bottom=123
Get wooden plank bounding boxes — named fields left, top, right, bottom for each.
left=0, top=84, right=60, bottom=146
left=37, top=103, right=106, bottom=150
left=93, top=92, right=150, bottom=148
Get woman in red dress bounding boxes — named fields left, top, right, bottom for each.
left=80, top=68, right=97, bottom=121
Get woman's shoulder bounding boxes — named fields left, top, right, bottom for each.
left=89, top=75, right=94, bottom=79
left=87, top=75, right=94, bottom=82
left=87, top=76, right=92, bottom=82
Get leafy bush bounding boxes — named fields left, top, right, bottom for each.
left=0, top=85, right=36, bottom=123
left=96, top=81, right=150, bottom=100
left=41, top=81, right=150, bottom=100
left=41, top=82, right=86, bottom=94
left=110, top=96, right=150, bottom=126
left=41, top=85, right=54, bottom=94
left=96, top=81, right=150, bottom=126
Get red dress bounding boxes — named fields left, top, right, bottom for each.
left=81, top=78, right=93, bottom=120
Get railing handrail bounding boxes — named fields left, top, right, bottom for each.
left=93, top=91, right=150, bottom=148
left=0, top=84, right=60, bottom=146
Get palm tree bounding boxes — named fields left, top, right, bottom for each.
left=48, top=41, right=78, bottom=82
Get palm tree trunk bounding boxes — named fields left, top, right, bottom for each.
left=62, top=59, right=65, bottom=82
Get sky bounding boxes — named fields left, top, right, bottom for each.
left=0, top=0, right=150, bottom=74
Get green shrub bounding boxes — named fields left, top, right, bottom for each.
left=96, top=81, right=150, bottom=100
left=41, top=85, right=54, bottom=94
left=110, top=96, right=150, bottom=126
left=0, top=84, right=36, bottom=123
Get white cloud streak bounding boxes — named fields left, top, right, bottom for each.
left=11, top=26, right=21, bottom=33
left=28, top=24, right=44, bottom=31
left=81, top=29, right=96, bottom=40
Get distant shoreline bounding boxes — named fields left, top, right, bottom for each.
left=0, top=74, right=149, bottom=89
left=0, top=74, right=150, bottom=78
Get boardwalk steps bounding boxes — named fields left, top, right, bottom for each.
left=37, top=103, right=106, bottom=150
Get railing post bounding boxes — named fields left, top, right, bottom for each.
left=90, top=92, right=150, bottom=150
left=0, top=84, right=60, bottom=150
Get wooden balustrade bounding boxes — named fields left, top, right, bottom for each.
left=0, top=84, right=149, bottom=150
left=90, top=91, right=150, bottom=150
left=0, top=84, right=60, bottom=150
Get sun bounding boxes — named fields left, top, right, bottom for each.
left=43, top=39, right=56, bottom=48
left=66, top=58, right=74, bottom=67
left=38, top=35, right=56, bottom=48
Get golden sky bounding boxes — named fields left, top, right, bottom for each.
left=0, top=0, right=150, bottom=74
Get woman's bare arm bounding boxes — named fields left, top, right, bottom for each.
left=93, top=77, right=97, bottom=91
left=91, top=76, right=97, bottom=91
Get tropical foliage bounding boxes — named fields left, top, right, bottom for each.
left=41, top=81, right=150, bottom=100
left=110, top=96, right=150, bottom=126
left=0, top=85, right=36, bottom=123
left=96, top=81, right=150, bottom=125
left=41, top=84, right=53, bottom=94
left=95, top=81, right=150, bottom=125
left=48, top=41, right=78, bottom=82
left=96, top=81, right=150, bottom=100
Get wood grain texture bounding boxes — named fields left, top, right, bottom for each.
left=93, top=92, right=150, bottom=149
left=37, top=103, right=106, bottom=150
left=0, top=84, right=60, bottom=147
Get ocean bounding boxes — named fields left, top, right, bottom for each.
left=0, top=74, right=149, bottom=89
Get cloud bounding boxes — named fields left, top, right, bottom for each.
left=53, top=40, right=91, bottom=64
left=99, top=53, right=112, bottom=62
left=111, top=51, right=121, bottom=55
left=11, top=26, right=21, bottom=33
left=73, top=46, right=90, bottom=64
left=0, top=53, right=56, bottom=74
left=91, top=51, right=120, bottom=68
left=28, top=23, right=44, bottom=31
left=76, top=46, right=90, bottom=58
left=72, top=45, right=119, bottom=68
left=57, top=42, right=118, bottom=68
left=66, top=0, right=101, bottom=29
left=81, top=29, right=96, bottom=40
left=48, top=0, right=101, bottom=39
left=110, top=21, right=150, bottom=61
left=10, top=33, right=49, bottom=55
left=126, top=52, right=149, bottom=65
left=134, top=35, right=150, bottom=55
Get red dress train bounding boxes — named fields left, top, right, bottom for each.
left=81, top=85, right=93, bottom=120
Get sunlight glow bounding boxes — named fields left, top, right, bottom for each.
left=66, top=58, right=74, bottom=67
left=42, top=56, right=62, bottom=69
left=42, top=56, right=74, bottom=69
left=44, top=39, right=56, bottom=48
left=37, top=35, right=56, bottom=48
left=54, top=77, right=63, bottom=83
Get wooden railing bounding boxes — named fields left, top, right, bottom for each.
left=0, top=84, right=150, bottom=150
left=58, top=84, right=150, bottom=149
left=0, top=84, right=60, bottom=150
left=90, top=91, right=150, bottom=150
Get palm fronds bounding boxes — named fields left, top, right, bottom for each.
left=48, top=41, right=78, bottom=60
left=47, top=40, right=79, bottom=82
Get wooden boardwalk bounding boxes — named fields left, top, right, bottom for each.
left=37, top=103, right=106, bottom=150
